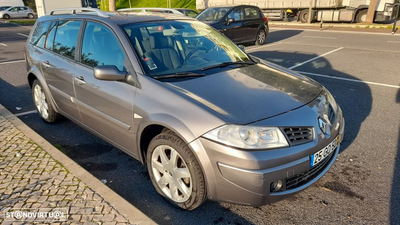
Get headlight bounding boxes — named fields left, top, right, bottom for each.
left=203, top=125, right=289, bottom=149
left=325, top=89, right=338, bottom=113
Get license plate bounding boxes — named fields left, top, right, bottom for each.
left=310, top=137, right=339, bottom=167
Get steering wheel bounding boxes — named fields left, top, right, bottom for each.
left=186, top=47, right=208, bottom=60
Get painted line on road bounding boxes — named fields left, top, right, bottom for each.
left=14, top=110, right=37, bottom=117
left=17, top=33, right=29, bottom=37
left=270, top=27, right=400, bottom=36
left=289, top=47, right=343, bottom=70
left=0, top=43, right=6, bottom=46
left=387, top=41, right=400, bottom=43
left=298, top=71, right=400, bottom=89
left=246, top=42, right=282, bottom=52
left=303, top=36, right=336, bottom=39
left=0, top=59, right=25, bottom=65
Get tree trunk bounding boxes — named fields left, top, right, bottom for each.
left=109, top=0, right=116, bottom=12
left=365, top=0, right=378, bottom=23
left=307, top=0, right=313, bottom=23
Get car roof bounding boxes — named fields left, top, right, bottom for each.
left=38, top=11, right=196, bottom=25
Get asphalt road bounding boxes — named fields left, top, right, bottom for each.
left=0, top=22, right=399, bottom=224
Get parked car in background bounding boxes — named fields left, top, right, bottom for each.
left=196, top=5, right=268, bottom=45
left=0, top=6, right=34, bottom=19
left=26, top=8, right=344, bottom=210
left=0, top=6, right=11, bottom=11
left=175, top=8, right=199, bottom=18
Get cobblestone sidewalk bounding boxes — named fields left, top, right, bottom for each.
left=0, top=114, right=134, bottom=225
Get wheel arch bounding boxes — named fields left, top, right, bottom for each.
left=137, top=113, right=199, bottom=165
left=27, top=67, right=59, bottom=113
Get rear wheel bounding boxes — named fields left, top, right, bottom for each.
left=146, top=131, right=206, bottom=210
left=3, top=14, right=10, bottom=19
left=255, top=29, right=266, bottom=45
left=28, top=13, right=34, bottom=19
left=32, top=80, right=59, bottom=123
left=356, top=10, right=368, bottom=23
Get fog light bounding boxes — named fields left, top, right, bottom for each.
left=270, top=180, right=283, bottom=192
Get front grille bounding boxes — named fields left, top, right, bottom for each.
left=285, top=149, right=335, bottom=190
left=283, top=127, right=313, bottom=146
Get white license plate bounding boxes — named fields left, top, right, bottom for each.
left=310, top=137, right=339, bottom=167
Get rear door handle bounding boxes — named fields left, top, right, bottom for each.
left=42, top=61, right=51, bottom=68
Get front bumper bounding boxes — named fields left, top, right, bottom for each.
left=190, top=106, right=345, bottom=206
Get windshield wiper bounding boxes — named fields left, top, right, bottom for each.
left=201, top=61, right=256, bottom=71
left=153, top=72, right=205, bottom=80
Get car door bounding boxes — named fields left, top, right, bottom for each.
left=40, top=20, right=82, bottom=121
left=243, top=7, right=262, bottom=42
left=17, top=7, right=28, bottom=18
left=224, top=7, right=246, bottom=43
left=7, top=7, right=18, bottom=18
left=74, top=21, right=136, bottom=154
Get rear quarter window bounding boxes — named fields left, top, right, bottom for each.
left=30, top=21, right=52, bottom=48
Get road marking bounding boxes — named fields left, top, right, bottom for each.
left=298, top=71, right=400, bottom=89
left=270, top=27, right=400, bottom=36
left=0, top=59, right=25, bottom=65
left=0, top=43, right=6, bottom=46
left=387, top=41, right=400, bottom=43
left=288, top=47, right=343, bottom=70
left=303, top=36, right=336, bottom=39
left=14, top=110, right=37, bottom=117
left=246, top=43, right=282, bottom=52
left=17, top=33, right=29, bottom=37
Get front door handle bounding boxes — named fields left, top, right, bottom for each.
left=75, top=76, right=86, bottom=85
left=42, top=61, right=51, bottom=68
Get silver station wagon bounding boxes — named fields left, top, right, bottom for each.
left=25, top=8, right=345, bottom=210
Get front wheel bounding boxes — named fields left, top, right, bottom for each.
left=255, top=29, right=266, bottom=45
left=147, top=131, right=206, bottom=210
left=3, top=14, right=10, bottom=19
left=356, top=10, right=368, bottom=23
left=32, top=80, right=59, bottom=123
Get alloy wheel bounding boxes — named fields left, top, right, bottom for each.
left=151, top=144, right=192, bottom=202
left=33, top=84, right=49, bottom=119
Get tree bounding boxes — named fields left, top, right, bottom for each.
left=109, top=0, right=116, bottom=11
left=365, top=0, right=378, bottom=23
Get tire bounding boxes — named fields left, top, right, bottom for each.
left=255, top=29, right=266, bottom=45
left=356, top=10, right=368, bottom=23
left=146, top=131, right=206, bottom=210
left=3, top=14, right=10, bottom=19
left=32, top=80, right=59, bottom=123
left=299, top=10, right=308, bottom=23
left=28, top=13, right=34, bottom=19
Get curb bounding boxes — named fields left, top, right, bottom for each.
left=0, top=104, right=156, bottom=225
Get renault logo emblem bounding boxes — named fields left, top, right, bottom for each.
left=318, top=118, right=327, bottom=134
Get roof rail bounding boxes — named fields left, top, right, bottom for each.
left=117, top=7, right=183, bottom=15
left=49, top=8, right=109, bottom=18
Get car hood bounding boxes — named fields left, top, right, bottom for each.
left=165, top=63, right=323, bottom=124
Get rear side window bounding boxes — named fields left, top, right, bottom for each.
left=80, top=21, right=126, bottom=71
left=30, top=21, right=51, bottom=48
left=244, top=7, right=260, bottom=19
left=53, top=20, right=82, bottom=60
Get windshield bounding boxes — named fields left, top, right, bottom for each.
left=121, top=20, right=251, bottom=77
left=196, top=7, right=231, bottom=21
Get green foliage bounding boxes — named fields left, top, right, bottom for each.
left=98, top=0, right=196, bottom=11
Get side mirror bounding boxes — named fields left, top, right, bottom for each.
left=226, top=18, right=234, bottom=25
left=237, top=44, right=245, bottom=53
left=94, top=65, right=127, bottom=81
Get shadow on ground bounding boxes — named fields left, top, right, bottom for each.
left=391, top=87, right=400, bottom=224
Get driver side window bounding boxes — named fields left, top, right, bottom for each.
left=227, top=8, right=243, bottom=21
